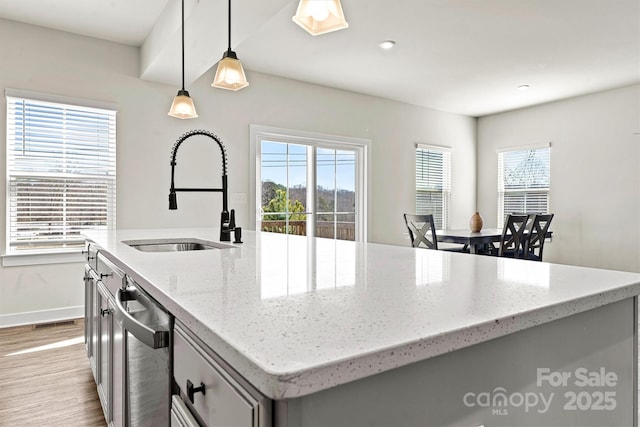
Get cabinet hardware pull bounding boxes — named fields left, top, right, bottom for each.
left=186, top=379, right=206, bottom=403
left=100, top=308, right=113, bottom=317
left=100, top=273, right=113, bottom=279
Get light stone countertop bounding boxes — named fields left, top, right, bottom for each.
left=84, top=227, right=640, bottom=400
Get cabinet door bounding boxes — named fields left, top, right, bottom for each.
left=84, top=266, right=94, bottom=361
left=97, top=282, right=113, bottom=424
left=90, top=269, right=100, bottom=381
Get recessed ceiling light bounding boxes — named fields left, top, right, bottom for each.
left=517, top=84, right=531, bottom=91
left=379, top=40, right=396, bottom=50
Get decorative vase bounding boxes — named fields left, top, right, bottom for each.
left=470, top=211, right=483, bottom=232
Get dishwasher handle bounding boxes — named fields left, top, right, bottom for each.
left=115, top=288, right=170, bottom=349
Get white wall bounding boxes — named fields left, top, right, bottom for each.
left=477, top=85, right=640, bottom=272
left=0, top=19, right=476, bottom=324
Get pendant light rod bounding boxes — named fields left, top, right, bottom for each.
left=226, top=0, right=231, bottom=52
left=168, top=0, right=198, bottom=119
left=181, top=0, right=186, bottom=90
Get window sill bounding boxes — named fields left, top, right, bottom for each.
left=1, top=250, right=85, bottom=267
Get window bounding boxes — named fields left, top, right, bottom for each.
left=5, top=90, right=116, bottom=254
left=251, top=125, right=368, bottom=242
left=497, top=144, right=550, bottom=228
left=415, top=144, right=451, bottom=229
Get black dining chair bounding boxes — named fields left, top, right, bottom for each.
left=523, top=213, right=554, bottom=261
left=403, top=214, right=467, bottom=252
left=511, top=212, right=536, bottom=226
left=497, top=214, right=529, bottom=258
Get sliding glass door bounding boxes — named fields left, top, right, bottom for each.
left=315, top=147, right=357, bottom=240
left=260, top=141, right=310, bottom=236
left=255, top=127, right=366, bottom=242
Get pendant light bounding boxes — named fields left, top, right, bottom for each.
left=168, top=0, right=198, bottom=119
left=292, top=0, right=349, bottom=36
left=212, top=0, right=249, bottom=91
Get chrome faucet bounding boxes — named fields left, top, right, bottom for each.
left=168, top=129, right=242, bottom=243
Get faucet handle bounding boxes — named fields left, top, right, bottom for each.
left=220, top=211, right=231, bottom=241
left=229, top=209, right=236, bottom=229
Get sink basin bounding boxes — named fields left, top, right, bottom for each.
left=123, top=238, right=234, bottom=252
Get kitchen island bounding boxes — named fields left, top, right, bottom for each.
left=84, top=227, right=639, bottom=427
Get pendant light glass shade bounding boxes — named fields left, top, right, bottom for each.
left=168, top=89, right=198, bottom=119
left=212, top=50, right=249, bottom=91
left=168, top=0, right=198, bottom=119
left=292, top=0, right=349, bottom=36
left=212, top=0, right=249, bottom=91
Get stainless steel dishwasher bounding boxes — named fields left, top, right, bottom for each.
left=115, top=275, right=173, bottom=427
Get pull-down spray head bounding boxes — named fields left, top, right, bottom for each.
left=169, top=188, right=178, bottom=210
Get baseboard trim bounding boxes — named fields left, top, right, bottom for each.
left=0, top=306, right=84, bottom=328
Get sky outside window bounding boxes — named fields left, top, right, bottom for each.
left=261, top=140, right=355, bottom=191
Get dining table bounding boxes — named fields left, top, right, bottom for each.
left=436, top=228, right=553, bottom=255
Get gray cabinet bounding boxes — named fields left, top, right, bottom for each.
left=173, top=322, right=271, bottom=427
left=84, top=264, right=98, bottom=381
left=170, top=395, right=199, bottom=427
left=84, top=244, right=99, bottom=381
left=96, top=280, right=113, bottom=422
left=84, top=247, right=124, bottom=427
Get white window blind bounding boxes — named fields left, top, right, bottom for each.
left=415, top=145, right=451, bottom=229
left=497, top=145, right=550, bottom=228
left=6, top=94, right=116, bottom=252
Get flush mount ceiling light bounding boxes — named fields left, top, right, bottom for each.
left=292, top=0, right=349, bottom=36
left=379, top=40, right=396, bottom=50
left=212, top=0, right=249, bottom=91
left=168, top=0, right=198, bottom=119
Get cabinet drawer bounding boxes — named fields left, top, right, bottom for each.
left=174, top=326, right=262, bottom=427
left=171, top=395, right=199, bottom=427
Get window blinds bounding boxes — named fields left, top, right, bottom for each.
left=6, top=95, right=116, bottom=251
left=415, top=145, right=451, bottom=229
left=497, top=146, right=550, bottom=228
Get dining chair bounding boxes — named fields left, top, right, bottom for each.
left=523, top=213, right=554, bottom=261
left=497, top=214, right=530, bottom=258
left=403, top=214, right=467, bottom=252
left=511, top=212, right=535, bottom=226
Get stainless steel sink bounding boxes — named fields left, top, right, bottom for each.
left=123, top=238, right=235, bottom=252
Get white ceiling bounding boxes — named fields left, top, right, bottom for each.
left=0, top=0, right=638, bottom=117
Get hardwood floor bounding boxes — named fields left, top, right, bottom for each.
left=0, top=319, right=106, bottom=426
